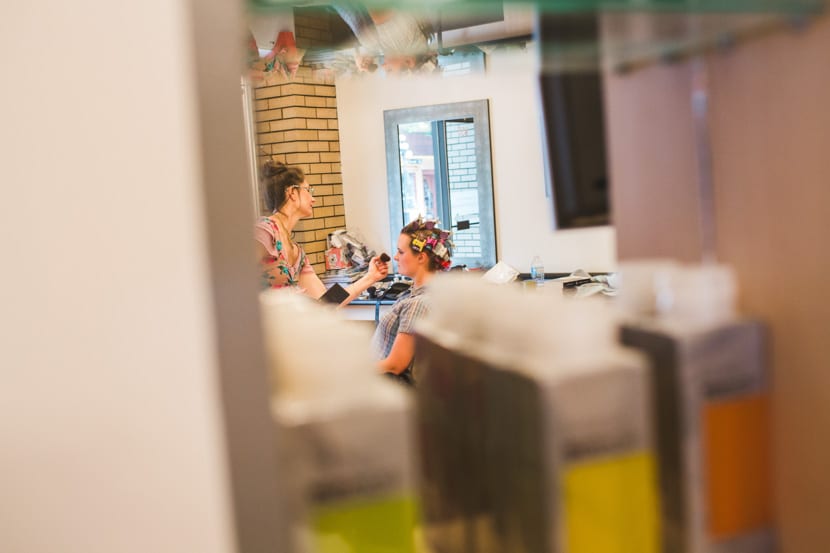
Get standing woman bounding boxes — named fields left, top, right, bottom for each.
left=373, top=218, right=453, bottom=384
left=254, top=161, right=387, bottom=302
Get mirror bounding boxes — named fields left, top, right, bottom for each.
left=244, top=3, right=619, bottom=276
left=384, top=100, right=497, bottom=269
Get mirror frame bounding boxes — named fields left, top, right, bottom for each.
left=383, top=99, right=497, bottom=268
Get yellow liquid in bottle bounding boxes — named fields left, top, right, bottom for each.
left=311, top=493, right=418, bottom=553
left=564, top=451, right=661, bottom=553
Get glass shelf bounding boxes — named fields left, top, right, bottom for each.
left=251, top=0, right=824, bottom=12
left=247, top=0, right=827, bottom=75
left=538, top=11, right=811, bottom=73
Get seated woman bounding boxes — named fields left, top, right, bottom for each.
left=372, top=218, right=453, bottom=384
left=254, top=160, right=387, bottom=302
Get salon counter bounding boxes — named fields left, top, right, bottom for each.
left=342, top=298, right=396, bottom=323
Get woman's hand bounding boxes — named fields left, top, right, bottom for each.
left=366, top=254, right=390, bottom=283
left=334, top=256, right=389, bottom=308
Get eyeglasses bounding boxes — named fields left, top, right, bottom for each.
left=293, top=185, right=315, bottom=195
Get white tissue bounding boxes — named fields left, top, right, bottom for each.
left=481, top=260, right=520, bottom=284
left=423, top=272, right=625, bottom=379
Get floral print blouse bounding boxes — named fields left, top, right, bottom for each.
left=254, top=217, right=314, bottom=289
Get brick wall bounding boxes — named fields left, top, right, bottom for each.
left=293, top=8, right=351, bottom=50
left=250, top=6, right=356, bottom=275
left=253, top=65, right=344, bottom=275
left=446, top=120, right=482, bottom=259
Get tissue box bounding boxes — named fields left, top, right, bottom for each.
left=325, top=246, right=349, bottom=271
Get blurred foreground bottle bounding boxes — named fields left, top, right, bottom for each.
left=618, top=262, right=773, bottom=553
left=414, top=275, right=660, bottom=553
left=260, top=291, right=419, bottom=553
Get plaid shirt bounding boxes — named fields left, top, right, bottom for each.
left=371, top=285, right=429, bottom=376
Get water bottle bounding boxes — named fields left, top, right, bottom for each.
left=530, top=256, right=545, bottom=286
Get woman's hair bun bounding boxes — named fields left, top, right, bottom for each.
left=262, top=160, right=288, bottom=178
left=260, top=160, right=305, bottom=213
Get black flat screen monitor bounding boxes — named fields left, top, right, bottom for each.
left=537, top=13, right=610, bottom=229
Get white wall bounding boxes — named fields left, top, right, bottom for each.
left=336, top=47, right=616, bottom=273
left=1, top=2, right=238, bottom=552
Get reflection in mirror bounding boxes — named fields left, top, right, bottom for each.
left=385, top=100, right=496, bottom=269
left=243, top=3, right=610, bottom=269
left=398, top=121, right=442, bottom=223
left=248, top=2, right=530, bottom=79
left=331, top=4, right=435, bottom=75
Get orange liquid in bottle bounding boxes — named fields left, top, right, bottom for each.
left=703, top=393, right=772, bottom=539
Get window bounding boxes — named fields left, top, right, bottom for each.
left=384, top=100, right=497, bottom=269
